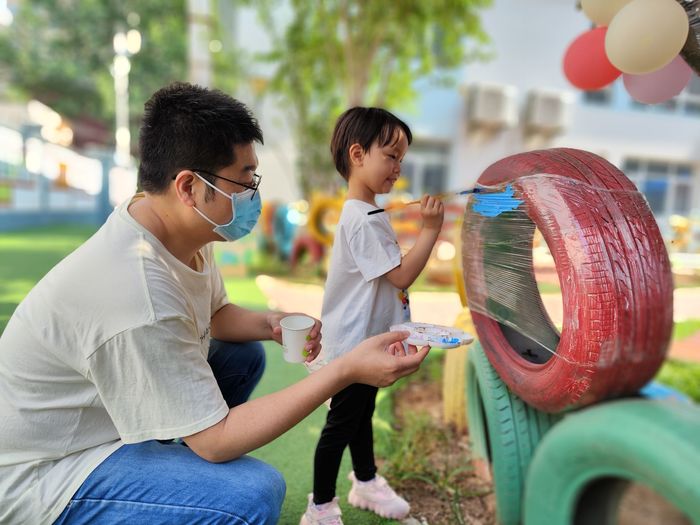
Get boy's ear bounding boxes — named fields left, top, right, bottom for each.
left=348, top=143, right=364, bottom=167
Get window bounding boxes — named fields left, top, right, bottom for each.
left=583, top=87, right=613, bottom=105
left=677, top=74, right=700, bottom=115
left=0, top=126, right=25, bottom=180
left=400, top=143, right=449, bottom=197
left=623, top=159, right=695, bottom=216
left=423, top=164, right=447, bottom=195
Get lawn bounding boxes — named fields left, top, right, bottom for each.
left=2, top=224, right=700, bottom=523
left=0, top=224, right=400, bottom=524
left=225, top=274, right=403, bottom=523
left=0, top=224, right=98, bottom=331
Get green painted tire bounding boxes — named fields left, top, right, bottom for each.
left=524, top=399, right=700, bottom=524
left=466, top=343, right=560, bottom=525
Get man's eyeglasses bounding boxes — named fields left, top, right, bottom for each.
left=177, top=169, right=261, bottom=199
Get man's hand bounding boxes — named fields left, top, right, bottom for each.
left=268, top=312, right=322, bottom=362
left=339, top=331, right=430, bottom=388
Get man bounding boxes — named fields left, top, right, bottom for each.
left=0, top=82, right=429, bottom=524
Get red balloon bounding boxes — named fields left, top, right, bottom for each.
left=563, top=27, right=621, bottom=90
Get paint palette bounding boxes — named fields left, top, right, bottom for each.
left=390, top=322, right=474, bottom=349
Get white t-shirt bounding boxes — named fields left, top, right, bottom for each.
left=0, top=194, right=230, bottom=524
left=320, top=199, right=411, bottom=361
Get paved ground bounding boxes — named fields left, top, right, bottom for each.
left=255, top=275, right=700, bottom=363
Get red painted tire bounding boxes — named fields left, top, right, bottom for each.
left=462, top=148, right=673, bottom=413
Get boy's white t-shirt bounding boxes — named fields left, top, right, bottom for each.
left=320, top=199, right=411, bottom=361
left=0, top=194, right=230, bottom=524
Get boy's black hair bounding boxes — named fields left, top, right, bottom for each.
left=330, top=107, right=412, bottom=180
left=138, top=82, right=263, bottom=194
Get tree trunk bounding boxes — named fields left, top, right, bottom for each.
left=679, top=0, right=700, bottom=75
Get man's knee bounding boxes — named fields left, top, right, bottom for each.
left=220, top=458, right=286, bottom=524
left=245, top=341, right=266, bottom=382
left=209, top=339, right=266, bottom=378
left=256, top=461, right=286, bottom=519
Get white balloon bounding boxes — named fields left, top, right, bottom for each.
left=581, top=0, right=634, bottom=26
left=605, top=0, right=689, bottom=75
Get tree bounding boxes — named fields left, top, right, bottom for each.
left=0, top=0, right=241, bottom=152
left=251, top=0, right=492, bottom=195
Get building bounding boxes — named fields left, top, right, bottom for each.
left=402, top=0, right=700, bottom=244
left=238, top=0, right=700, bottom=244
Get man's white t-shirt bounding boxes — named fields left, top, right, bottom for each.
left=0, top=194, right=230, bottom=524
left=320, top=199, right=411, bottom=361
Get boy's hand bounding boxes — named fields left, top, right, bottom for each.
left=420, top=194, right=444, bottom=231
left=268, top=312, right=323, bottom=362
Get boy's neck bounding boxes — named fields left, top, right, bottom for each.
left=346, top=177, right=378, bottom=206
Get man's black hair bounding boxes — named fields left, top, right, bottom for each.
left=138, top=82, right=263, bottom=193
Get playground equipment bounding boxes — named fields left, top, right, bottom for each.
left=524, top=399, right=700, bottom=524
left=463, top=148, right=673, bottom=413
left=467, top=343, right=560, bottom=525
left=460, top=147, right=699, bottom=524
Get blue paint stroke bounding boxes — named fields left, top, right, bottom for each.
left=472, top=184, right=523, bottom=217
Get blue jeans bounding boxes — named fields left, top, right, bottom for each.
left=54, top=340, right=285, bottom=525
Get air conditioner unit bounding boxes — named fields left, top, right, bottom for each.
left=525, top=89, right=572, bottom=135
left=465, top=83, right=518, bottom=130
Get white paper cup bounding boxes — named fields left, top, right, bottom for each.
left=280, top=314, right=315, bottom=363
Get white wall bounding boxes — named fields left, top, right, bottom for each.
left=406, top=0, right=700, bottom=230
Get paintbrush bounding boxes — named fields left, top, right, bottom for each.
left=367, top=187, right=483, bottom=215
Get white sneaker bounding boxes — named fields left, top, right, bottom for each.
left=299, top=493, right=344, bottom=525
left=347, top=471, right=410, bottom=519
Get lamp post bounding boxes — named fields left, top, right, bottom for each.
left=112, top=29, right=141, bottom=167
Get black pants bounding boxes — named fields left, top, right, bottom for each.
left=313, top=383, right=378, bottom=504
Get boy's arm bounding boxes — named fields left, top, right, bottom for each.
left=183, top=331, right=430, bottom=462
left=385, top=194, right=444, bottom=290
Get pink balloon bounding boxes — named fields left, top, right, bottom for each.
left=623, top=55, right=693, bottom=104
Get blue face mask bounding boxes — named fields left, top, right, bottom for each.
left=193, top=174, right=262, bottom=242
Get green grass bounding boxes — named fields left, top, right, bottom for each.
left=672, top=319, right=700, bottom=341
left=656, top=360, right=700, bottom=402
left=232, top=267, right=411, bottom=523
left=0, top=224, right=98, bottom=331
left=0, top=225, right=402, bottom=524
left=3, top=225, right=700, bottom=524
left=225, top=274, right=406, bottom=524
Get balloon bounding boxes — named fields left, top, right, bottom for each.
left=623, top=55, right=693, bottom=104
left=581, top=0, right=634, bottom=26
left=563, top=27, right=621, bottom=90
left=605, top=0, right=689, bottom=75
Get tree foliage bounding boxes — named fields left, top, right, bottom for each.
left=0, top=0, right=241, bottom=151
left=252, top=0, right=492, bottom=195
left=0, top=0, right=187, bottom=141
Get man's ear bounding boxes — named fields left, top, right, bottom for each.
left=348, top=143, right=364, bottom=167
left=173, top=170, right=197, bottom=206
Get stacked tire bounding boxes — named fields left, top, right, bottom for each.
left=462, top=148, right=699, bottom=524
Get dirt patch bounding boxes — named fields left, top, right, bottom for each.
left=392, top=380, right=496, bottom=525
left=391, top=379, right=692, bottom=525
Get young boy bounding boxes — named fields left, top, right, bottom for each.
left=301, top=107, right=444, bottom=524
